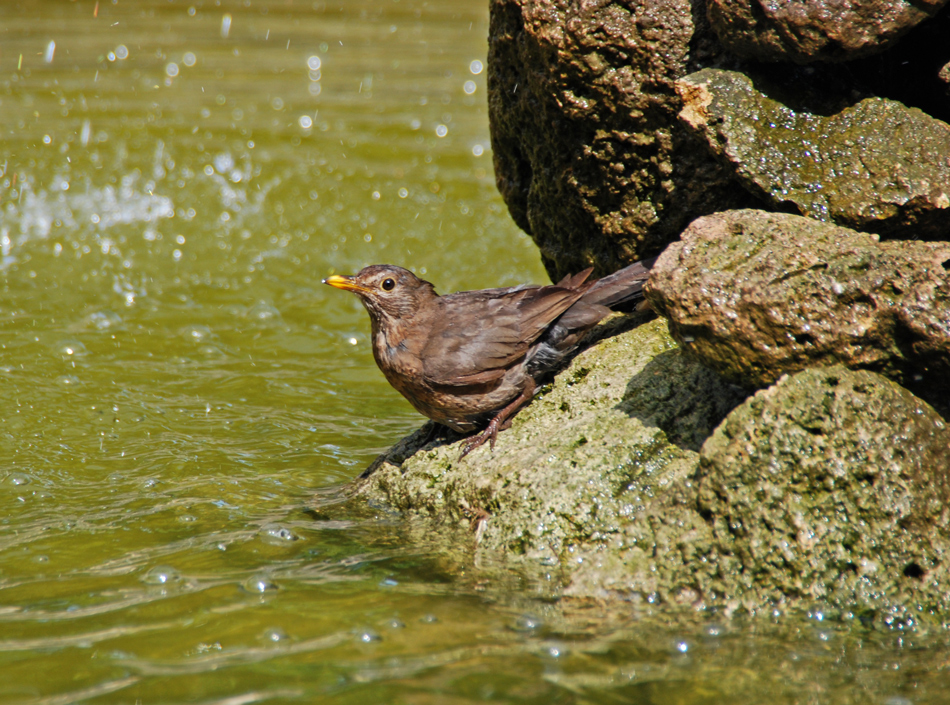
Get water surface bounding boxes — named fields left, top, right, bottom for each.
left=0, top=1, right=945, bottom=703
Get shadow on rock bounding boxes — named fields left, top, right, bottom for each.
left=615, top=349, right=748, bottom=452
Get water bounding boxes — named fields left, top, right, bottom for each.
left=0, top=1, right=946, bottom=703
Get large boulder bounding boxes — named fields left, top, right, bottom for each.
left=707, top=0, right=948, bottom=64
left=645, top=209, right=950, bottom=400
left=487, top=0, right=752, bottom=281
left=676, top=69, right=950, bottom=239
left=694, top=366, right=950, bottom=624
left=346, top=318, right=950, bottom=626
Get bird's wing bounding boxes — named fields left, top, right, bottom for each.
left=420, top=284, right=587, bottom=387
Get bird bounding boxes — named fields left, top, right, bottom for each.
left=323, top=259, right=655, bottom=458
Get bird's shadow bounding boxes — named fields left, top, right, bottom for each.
left=614, top=348, right=748, bottom=453
left=358, top=421, right=465, bottom=479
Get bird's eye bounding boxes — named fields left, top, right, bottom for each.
left=381, top=278, right=396, bottom=291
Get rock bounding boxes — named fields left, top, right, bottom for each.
left=644, top=209, right=950, bottom=398
left=676, top=68, right=950, bottom=239
left=347, top=322, right=950, bottom=625
left=707, top=0, right=947, bottom=64
left=694, top=366, right=950, bottom=624
left=352, top=316, right=744, bottom=578
left=487, top=0, right=752, bottom=281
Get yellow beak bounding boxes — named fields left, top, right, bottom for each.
left=323, top=274, right=371, bottom=295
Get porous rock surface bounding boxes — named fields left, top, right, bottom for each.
left=352, top=316, right=740, bottom=571
left=487, top=0, right=752, bottom=281
left=694, top=366, right=950, bottom=624
left=706, top=0, right=947, bottom=64
left=348, top=319, right=950, bottom=625
left=645, top=209, right=950, bottom=397
left=676, top=69, right=950, bottom=239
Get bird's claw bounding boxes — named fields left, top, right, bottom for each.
left=458, top=419, right=500, bottom=460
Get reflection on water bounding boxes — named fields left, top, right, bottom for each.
left=0, top=1, right=943, bottom=703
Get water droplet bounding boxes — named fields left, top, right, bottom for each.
left=181, top=325, right=212, bottom=342
left=247, top=302, right=280, bottom=322
left=115, top=45, right=129, bottom=60
left=470, top=60, right=483, bottom=75
left=261, top=627, right=289, bottom=643
left=355, top=628, right=381, bottom=643
left=258, top=524, right=300, bottom=544
left=165, top=62, right=179, bottom=78
left=183, top=51, right=196, bottom=67
left=472, top=144, right=484, bottom=157
left=463, top=80, right=476, bottom=94
left=298, top=115, right=313, bottom=129
left=398, top=187, right=408, bottom=198
left=56, top=340, right=88, bottom=358
left=4, top=473, right=32, bottom=487
left=213, top=152, right=234, bottom=173
left=514, top=615, right=543, bottom=632
left=243, top=575, right=279, bottom=593
left=82, top=310, right=124, bottom=331
left=307, top=55, right=322, bottom=71
left=142, top=565, right=182, bottom=585
left=435, top=124, right=448, bottom=137
left=420, top=614, right=438, bottom=624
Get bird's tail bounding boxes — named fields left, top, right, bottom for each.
left=581, top=257, right=656, bottom=309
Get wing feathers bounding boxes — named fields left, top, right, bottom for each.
left=421, top=283, right=588, bottom=385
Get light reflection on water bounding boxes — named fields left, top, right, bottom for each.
left=0, top=1, right=942, bottom=703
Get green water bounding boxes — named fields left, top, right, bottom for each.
left=0, top=1, right=945, bottom=703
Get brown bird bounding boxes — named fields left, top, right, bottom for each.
left=324, top=259, right=655, bottom=457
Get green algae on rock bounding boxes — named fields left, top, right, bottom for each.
left=349, top=316, right=950, bottom=627
left=694, top=366, right=950, bottom=627
left=676, top=69, right=950, bottom=239
left=352, top=316, right=743, bottom=571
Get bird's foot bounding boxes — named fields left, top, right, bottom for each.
left=458, top=418, right=501, bottom=460
left=457, top=383, right=535, bottom=460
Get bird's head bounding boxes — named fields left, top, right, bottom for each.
left=323, top=264, right=438, bottom=323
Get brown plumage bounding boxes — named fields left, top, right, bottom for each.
left=324, top=259, right=655, bottom=457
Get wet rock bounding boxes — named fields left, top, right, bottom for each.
left=676, top=68, right=950, bottom=239
left=487, top=0, right=752, bottom=281
left=645, top=210, right=950, bottom=397
left=346, top=319, right=950, bottom=626
left=694, top=366, right=950, bottom=623
left=352, top=316, right=744, bottom=573
left=707, top=0, right=947, bottom=64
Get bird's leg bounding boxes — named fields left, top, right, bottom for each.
left=459, top=379, right=536, bottom=459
